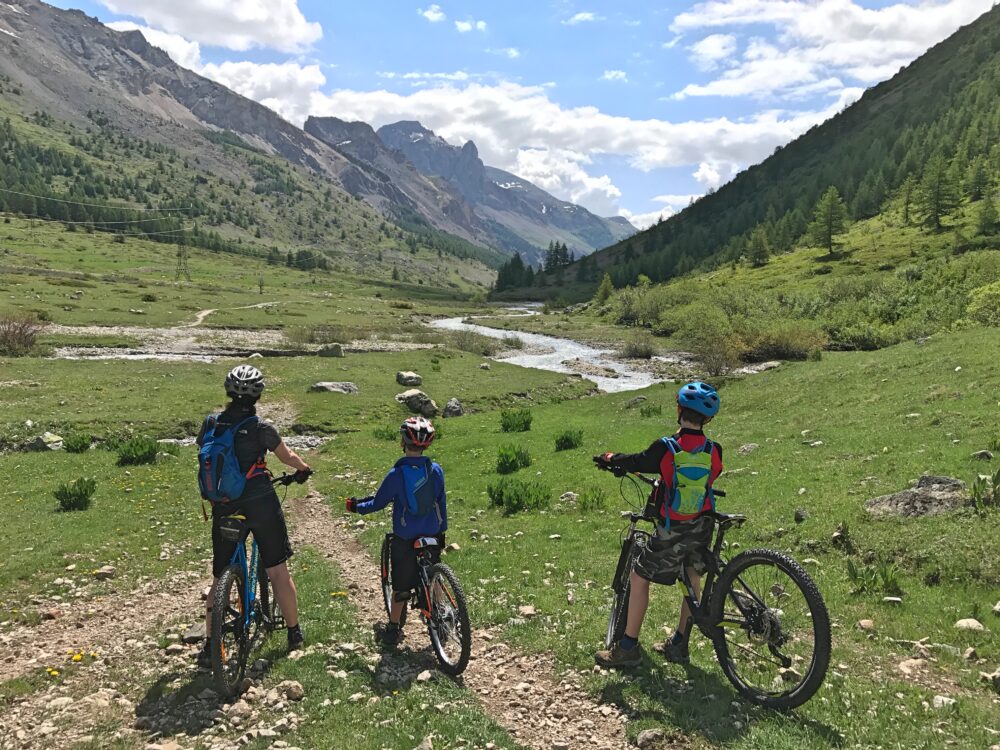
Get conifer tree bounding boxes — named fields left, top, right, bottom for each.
left=808, top=186, right=848, bottom=256
left=747, top=226, right=770, bottom=267
left=977, top=196, right=997, bottom=236
left=918, top=154, right=960, bottom=230
left=594, top=272, right=614, bottom=304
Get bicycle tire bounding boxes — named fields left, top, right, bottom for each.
left=380, top=535, right=407, bottom=630
left=257, top=558, right=273, bottom=627
left=710, top=548, right=831, bottom=710
left=211, top=564, right=248, bottom=698
left=605, top=538, right=635, bottom=649
left=426, top=563, right=471, bottom=675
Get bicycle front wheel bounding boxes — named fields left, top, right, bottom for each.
left=710, top=548, right=831, bottom=710
left=426, top=563, right=471, bottom=675
left=380, top=535, right=407, bottom=629
left=211, top=564, right=248, bottom=698
left=605, top=538, right=636, bottom=649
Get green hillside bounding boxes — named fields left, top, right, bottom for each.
left=495, top=4, right=999, bottom=300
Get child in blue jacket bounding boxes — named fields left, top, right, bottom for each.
left=346, top=416, right=446, bottom=645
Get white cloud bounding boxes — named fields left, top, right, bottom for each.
left=662, top=34, right=684, bottom=49
left=418, top=4, right=446, bottom=22
left=455, top=19, right=487, bottom=32
left=688, top=33, right=737, bottom=71
left=600, top=69, right=628, bottom=82
left=671, top=0, right=995, bottom=99
left=201, top=61, right=327, bottom=124
left=488, top=47, right=521, bottom=59
left=99, top=0, right=322, bottom=52
left=304, top=80, right=856, bottom=215
left=107, top=21, right=202, bottom=69
left=562, top=11, right=603, bottom=25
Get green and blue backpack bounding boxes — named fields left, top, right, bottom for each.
left=660, top=436, right=716, bottom=526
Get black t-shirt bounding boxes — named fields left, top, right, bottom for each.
left=196, top=405, right=282, bottom=476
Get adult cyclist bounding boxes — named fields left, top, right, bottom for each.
left=195, top=365, right=312, bottom=667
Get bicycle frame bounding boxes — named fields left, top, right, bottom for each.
left=227, top=529, right=261, bottom=632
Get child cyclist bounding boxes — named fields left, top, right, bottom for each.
left=593, top=381, right=723, bottom=668
left=346, top=416, right=447, bottom=646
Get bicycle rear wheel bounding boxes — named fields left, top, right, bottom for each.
left=380, top=535, right=407, bottom=629
left=710, top=548, right=831, bottom=710
left=426, top=563, right=471, bottom=675
left=211, top=564, right=248, bottom=698
left=605, top=538, right=637, bottom=648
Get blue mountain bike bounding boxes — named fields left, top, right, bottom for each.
left=210, top=473, right=298, bottom=697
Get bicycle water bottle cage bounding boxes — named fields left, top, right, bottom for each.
left=218, top=515, right=247, bottom=543
left=413, top=536, right=440, bottom=549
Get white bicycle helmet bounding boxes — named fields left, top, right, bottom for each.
left=225, top=365, right=265, bottom=398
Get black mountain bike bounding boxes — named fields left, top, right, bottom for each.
left=379, top=534, right=472, bottom=675
left=604, top=472, right=831, bottom=710
left=210, top=473, right=300, bottom=697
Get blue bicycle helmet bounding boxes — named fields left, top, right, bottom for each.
left=677, top=381, right=720, bottom=417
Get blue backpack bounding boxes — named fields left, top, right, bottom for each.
left=198, top=415, right=261, bottom=503
left=400, top=458, right=439, bottom=521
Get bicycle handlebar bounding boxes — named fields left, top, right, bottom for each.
left=272, top=469, right=313, bottom=487
left=616, top=470, right=726, bottom=497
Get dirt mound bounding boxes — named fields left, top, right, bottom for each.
left=865, top=475, right=967, bottom=518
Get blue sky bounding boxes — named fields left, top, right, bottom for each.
left=50, top=0, right=996, bottom=226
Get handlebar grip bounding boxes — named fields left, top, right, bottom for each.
left=714, top=488, right=727, bottom=498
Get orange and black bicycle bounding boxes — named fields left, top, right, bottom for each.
left=379, top=534, right=471, bottom=675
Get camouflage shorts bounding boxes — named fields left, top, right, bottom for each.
left=633, top=514, right=715, bottom=585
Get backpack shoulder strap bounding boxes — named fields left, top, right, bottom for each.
left=661, top=436, right=680, bottom=454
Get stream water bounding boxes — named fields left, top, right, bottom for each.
left=430, top=313, right=685, bottom=393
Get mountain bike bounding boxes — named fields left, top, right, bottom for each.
left=603, top=472, right=831, bottom=710
left=210, top=473, right=301, bottom=697
left=379, top=534, right=471, bottom=675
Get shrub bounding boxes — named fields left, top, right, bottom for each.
left=117, top=436, right=159, bottom=466
left=500, top=409, right=532, bottom=433
left=496, top=444, right=532, bottom=474
left=140, top=293, right=157, bottom=303
left=967, top=281, right=1000, bottom=327
left=448, top=330, right=500, bottom=356
left=0, top=313, right=45, bottom=356
left=502, top=335, right=525, bottom=350
left=55, top=477, right=96, bottom=512
left=63, top=433, right=92, bottom=454
left=579, top=487, right=609, bottom=513
left=487, top=477, right=550, bottom=515
left=673, top=301, right=746, bottom=375
left=639, top=404, right=662, bottom=418
left=389, top=300, right=414, bottom=309
left=742, top=320, right=828, bottom=361
left=554, top=429, right=584, bottom=452
left=373, top=425, right=398, bottom=441
left=620, top=335, right=655, bottom=359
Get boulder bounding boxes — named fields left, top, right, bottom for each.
left=396, top=371, right=422, bottom=386
left=309, top=382, right=358, bottom=394
left=865, top=475, right=967, bottom=518
left=318, top=343, right=344, bottom=358
left=954, top=618, right=986, bottom=631
left=625, top=396, right=647, bottom=409
left=442, top=398, right=464, bottom=418
left=395, top=389, right=437, bottom=417
left=30, top=431, right=64, bottom=451
left=636, top=729, right=665, bottom=749
left=972, top=450, right=994, bottom=461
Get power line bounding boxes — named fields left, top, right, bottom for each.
left=0, top=186, right=193, bottom=212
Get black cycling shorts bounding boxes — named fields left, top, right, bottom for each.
left=390, top=535, right=441, bottom=593
left=211, top=485, right=293, bottom=577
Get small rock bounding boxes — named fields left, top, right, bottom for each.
left=624, top=396, right=647, bottom=409
left=165, top=643, right=186, bottom=655
left=794, top=509, right=808, bottom=523
left=549, top=534, right=561, bottom=540
left=182, top=622, right=206, bottom=644
left=309, top=381, right=358, bottom=394
left=883, top=596, right=903, bottom=605
left=857, top=619, right=876, bottom=632
left=980, top=668, right=1000, bottom=694
left=30, top=432, right=64, bottom=451
left=479, top=363, right=491, bottom=370
left=932, top=695, right=956, bottom=709
left=737, top=443, right=759, bottom=455
left=518, top=605, right=537, bottom=618
left=954, top=618, right=985, bottom=631
left=395, top=389, right=438, bottom=417
left=278, top=680, right=305, bottom=701
left=348, top=692, right=365, bottom=703
left=41, top=609, right=61, bottom=621
left=248, top=352, right=263, bottom=358
left=636, top=728, right=665, bottom=748
left=993, top=600, right=1000, bottom=617
left=318, top=343, right=344, bottom=358
left=963, top=646, right=977, bottom=660
left=416, top=670, right=432, bottom=683
left=93, top=565, right=116, bottom=581
left=48, top=696, right=74, bottom=709
left=396, top=371, right=423, bottom=387
left=442, top=398, right=464, bottom=418
left=559, top=492, right=579, bottom=503
left=414, top=737, right=433, bottom=750
left=226, top=700, right=251, bottom=719
left=897, top=657, right=927, bottom=676
left=445, top=542, right=460, bottom=552
left=972, top=450, right=994, bottom=461
left=801, top=558, right=820, bottom=566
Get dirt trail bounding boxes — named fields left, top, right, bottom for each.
left=0, top=567, right=209, bottom=683
left=290, top=490, right=643, bottom=750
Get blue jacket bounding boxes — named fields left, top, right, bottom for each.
left=355, top=456, right=447, bottom=539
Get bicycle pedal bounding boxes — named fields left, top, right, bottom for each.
left=271, top=616, right=286, bottom=630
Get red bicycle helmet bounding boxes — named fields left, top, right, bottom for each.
left=400, top=416, right=436, bottom=448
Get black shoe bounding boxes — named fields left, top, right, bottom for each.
left=287, top=625, right=304, bottom=651
left=375, top=622, right=401, bottom=647
left=654, top=637, right=690, bottom=664
left=196, top=640, right=213, bottom=669
left=595, top=643, right=643, bottom=669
